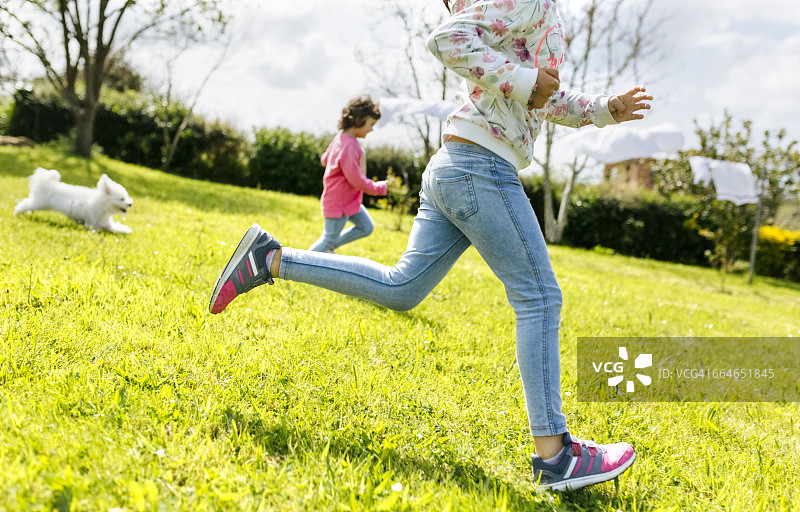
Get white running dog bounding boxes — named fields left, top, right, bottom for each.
left=14, top=168, right=134, bottom=233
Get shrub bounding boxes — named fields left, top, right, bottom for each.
left=248, top=128, right=329, bottom=196
left=363, top=146, right=426, bottom=213
left=755, top=226, right=800, bottom=282
left=0, top=96, right=13, bottom=135
left=6, top=87, right=248, bottom=185
left=376, top=168, right=415, bottom=231
left=7, top=89, right=73, bottom=142
left=247, top=131, right=427, bottom=214
left=520, top=174, right=561, bottom=235
left=7, top=87, right=426, bottom=204
left=562, top=187, right=715, bottom=266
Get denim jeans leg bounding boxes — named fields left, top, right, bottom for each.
left=424, top=143, right=566, bottom=436
left=335, top=206, right=375, bottom=248
left=309, top=216, right=347, bottom=252
left=280, top=186, right=472, bottom=311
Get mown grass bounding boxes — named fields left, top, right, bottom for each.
left=1, top=145, right=798, bottom=511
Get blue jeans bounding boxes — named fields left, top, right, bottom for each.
left=280, top=142, right=566, bottom=436
left=309, top=205, right=374, bottom=252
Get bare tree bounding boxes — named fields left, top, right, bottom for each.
left=154, top=33, right=234, bottom=170
left=532, top=0, right=668, bottom=242
left=0, top=34, right=8, bottom=86
left=358, top=0, right=459, bottom=160
left=0, top=0, right=229, bottom=157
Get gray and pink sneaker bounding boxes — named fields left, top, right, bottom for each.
left=531, top=433, right=635, bottom=491
left=209, top=224, right=281, bottom=314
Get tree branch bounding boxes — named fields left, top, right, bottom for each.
left=1, top=8, right=65, bottom=91
left=164, top=35, right=233, bottom=168
left=105, top=0, right=134, bottom=49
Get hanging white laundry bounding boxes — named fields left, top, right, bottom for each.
left=689, top=156, right=713, bottom=186
left=689, top=156, right=758, bottom=205
left=567, top=123, right=686, bottom=163
left=709, top=161, right=758, bottom=205
left=376, top=98, right=456, bottom=127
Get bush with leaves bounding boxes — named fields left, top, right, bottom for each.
left=6, top=87, right=248, bottom=184
left=7, top=88, right=73, bottom=142
left=377, top=168, right=415, bottom=231
left=248, top=128, right=329, bottom=196
left=520, top=174, right=561, bottom=235
left=363, top=146, right=426, bottom=213
left=755, top=226, right=800, bottom=282
left=563, top=186, right=715, bottom=266
left=651, top=113, right=799, bottom=278
left=0, top=95, right=13, bottom=135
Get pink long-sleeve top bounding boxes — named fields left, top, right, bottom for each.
left=319, top=132, right=387, bottom=218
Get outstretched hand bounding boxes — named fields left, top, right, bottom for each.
left=608, top=86, right=653, bottom=123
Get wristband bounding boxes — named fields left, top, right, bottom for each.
left=526, top=83, right=539, bottom=110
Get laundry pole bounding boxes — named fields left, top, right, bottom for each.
left=748, top=165, right=768, bottom=284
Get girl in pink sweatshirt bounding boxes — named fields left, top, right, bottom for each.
left=309, top=96, right=388, bottom=253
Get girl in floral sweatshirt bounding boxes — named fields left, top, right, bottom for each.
left=210, top=0, right=652, bottom=491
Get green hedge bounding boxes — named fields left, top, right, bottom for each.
left=520, top=174, right=560, bottom=235
left=6, top=88, right=425, bottom=211
left=7, top=89, right=73, bottom=141
left=517, top=177, right=715, bottom=266
left=249, top=128, right=328, bottom=196
left=561, top=186, right=715, bottom=267
left=248, top=128, right=427, bottom=213
left=10, top=86, right=795, bottom=281
left=1, top=96, right=17, bottom=135
left=6, top=88, right=248, bottom=185
left=363, top=146, right=426, bottom=212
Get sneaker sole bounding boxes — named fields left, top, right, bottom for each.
left=208, top=223, right=262, bottom=313
left=540, top=452, right=636, bottom=491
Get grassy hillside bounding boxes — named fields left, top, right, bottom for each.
left=1, top=145, right=798, bottom=511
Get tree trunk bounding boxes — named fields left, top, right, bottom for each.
left=73, top=104, right=97, bottom=158
left=541, top=125, right=557, bottom=242
left=551, top=167, right=577, bottom=243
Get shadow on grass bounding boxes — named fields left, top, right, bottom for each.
left=347, top=296, right=448, bottom=331
left=12, top=212, right=91, bottom=232
left=219, top=408, right=645, bottom=511
left=0, top=147, right=313, bottom=220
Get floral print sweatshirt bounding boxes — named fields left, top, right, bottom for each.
left=426, top=0, right=617, bottom=170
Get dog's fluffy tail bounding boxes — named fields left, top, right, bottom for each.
left=29, top=167, right=61, bottom=188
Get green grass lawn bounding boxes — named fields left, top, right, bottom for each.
left=1, top=145, right=798, bottom=511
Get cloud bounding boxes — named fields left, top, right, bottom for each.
left=706, top=32, right=800, bottom=133
left=641, top=0, right=800, bottom=149
left=125, top=0, right=800, bottom=151
left=252, top=33, right=335, bottom=90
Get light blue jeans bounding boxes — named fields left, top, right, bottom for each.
left=309, top=205, right=374, bottom=252
left=280, top=142, right=566, bottom=436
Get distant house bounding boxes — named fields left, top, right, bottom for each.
left=603, top=158, right=655, bottom=190
left=569, top=123, right=685, bottom=190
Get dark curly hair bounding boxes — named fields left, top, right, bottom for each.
left=339, top=95, right=381, bottom=131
